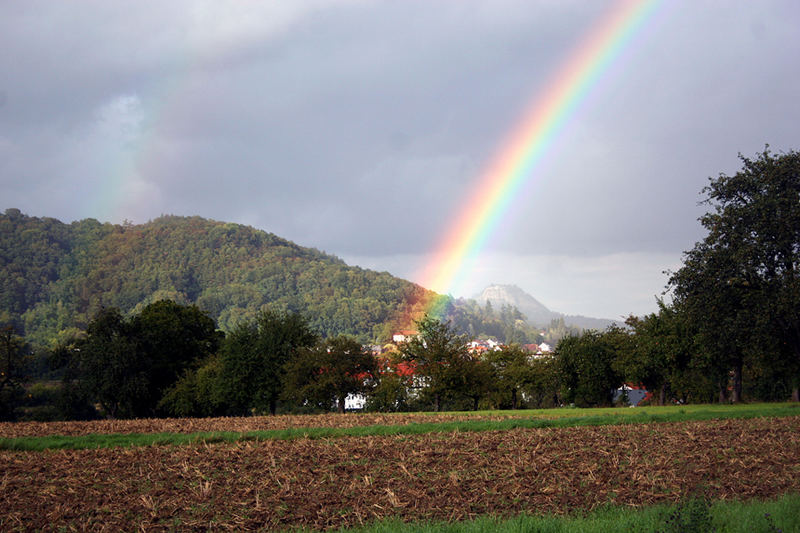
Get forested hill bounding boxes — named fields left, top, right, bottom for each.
left=1, top=209, right=537, bottom=346
left=1, top=209, right=438, bottom=344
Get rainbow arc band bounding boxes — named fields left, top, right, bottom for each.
left=408, top=0, right=661, bottom=327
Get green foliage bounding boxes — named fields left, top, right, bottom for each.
left=130, top=300, right=221, bottom=402
left=0, top=324, right=31, bottom=420
left=0, top=212, right=438, bottom=346
left=556, top=328, right=625, bottom=407
left=159, top=355, right=226, bottom=418
left=283, top=336, right=378, bottom=413
left=64, top=302, right=221, bottom=419
left=74, top=307, right=148, bottom=418
left=484, top=344, right=534, bottom=409
left=670, top=149, right=800, bottom=402
left=447, top=297, right=543, bottom=345
left=213, top=310, right=318, bottom=416
left=339, top=493, right=800, bottom=533
left=366, top=370, right=410, bottom=412
left=657, top=496, right=715, bottom=533
left=399, top=315, right=492, bottom=411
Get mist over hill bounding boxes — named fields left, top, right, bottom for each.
left=475, top=284, right=615, bottom=331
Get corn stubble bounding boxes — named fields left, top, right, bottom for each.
left=1, top=416, right=799, bottom=530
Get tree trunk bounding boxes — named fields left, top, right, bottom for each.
left=473, top=396, right=479, bottom=411
left=269, top=398, right=277, bottom=416
left=659, top=383, right=666, bottom=406
left=718, top=381, right=727, bottom=404
left=434, top=394, right=441, bottom=412
left=792, top=386, right=799, bottom=402
left=337, top=396, right=346, bottom=414
left=511, top=388, right=518, bottom=410
left=732, top=362, right=743, bottom=403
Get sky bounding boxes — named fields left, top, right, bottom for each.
left=2, top=1, right=799, bottom=320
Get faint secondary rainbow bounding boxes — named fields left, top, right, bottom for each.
left=411, top=0, right=661, bottom=321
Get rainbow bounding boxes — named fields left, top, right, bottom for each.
left=411, top=0, right=661, bottom=322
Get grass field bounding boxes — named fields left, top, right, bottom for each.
left=1, top=404, right=799, bottom=531
left=346, top=494, right=800, bottom=533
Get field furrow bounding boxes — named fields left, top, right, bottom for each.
left=0, top=412, right=540, bottom=439
left=2, top=416, right=799, bottom=531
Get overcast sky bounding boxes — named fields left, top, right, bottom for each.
left=2, top=1, right=799, bottom=320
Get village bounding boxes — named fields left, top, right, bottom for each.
left=344, top=330, right=648, bottom=410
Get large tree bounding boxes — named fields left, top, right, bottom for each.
left=283, top=336, right=377, bottom=413
left=217, top=310, right=318, bottom=415
left=398, top=315, right=485, bottom=411
left=670, top=149, right=800, bottom=401
left=68, top=301, right=221, bottom=418
left=485, top=344, right=534, bottom=409
left=0, top=325, right=30, bottom=420
left=617, top=303, right=693, bottom=405
left=73, top=307, right=148, bottom=418
left=130, top=300, right=221, bottom=410
left=556, top=328, right=624, bottom=407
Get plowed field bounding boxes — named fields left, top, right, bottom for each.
left=2, top=416, right=799, bottom=531
left=0, top=412, right=539, bottom=438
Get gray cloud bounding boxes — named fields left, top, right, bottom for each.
left=2, top=0, right=799, bottom=317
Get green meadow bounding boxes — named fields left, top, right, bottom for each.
left=333, top=494, right=800, bottom=533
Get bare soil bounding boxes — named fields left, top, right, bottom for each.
left=2, top=416, right=799, bottom=531
left=0, top=412, right=540, bottom=438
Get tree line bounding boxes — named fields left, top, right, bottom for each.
left=0, top=301, right=568, bottom=420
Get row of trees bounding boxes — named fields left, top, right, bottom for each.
left=3, top=297, right=797, bottom=421
left=34, top=304, right=561, bottom=419
left=43, top=303, right=383, bottom=420
left=0, top=300, right=597, bottom=420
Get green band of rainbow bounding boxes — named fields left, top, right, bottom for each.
left=415, top=0, right=661, bottom=314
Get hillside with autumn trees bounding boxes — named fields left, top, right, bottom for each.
left=0, top=209, right=539, bottom=347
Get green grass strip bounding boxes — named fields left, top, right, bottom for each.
left=1, top=403, right=798, bottom=451
left=320, top=493, right=800, bottom=533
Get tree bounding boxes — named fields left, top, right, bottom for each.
left=366, top=370, right=410, bottom=412
left=525, top=356, right=561, bottom=408
left=670, top=149, right=800, bottom=401
left=0, top=325, right=30, bottom=420
left=217, top=310, right=318, bottom=415
left=485, top=344, right=534, bottom=409
left=399, top=314, right=475, bottom=411
left=67, top=301, right=221, bottom=419
left=130, top=299, right=221, bottom=411
left=283, top=336, right=378, bottom=413
left=73, top=307, right=148, bottom=418
left=556, top=328, right=623, bottom=407
left=158, top=354, right=226, bottom=418
left=617, top=303, right=690, bottom=405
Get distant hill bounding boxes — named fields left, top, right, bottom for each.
left=475, top=284, right=615, bottom=331
left=1, top=209, right=441, bottom=344
left=0, top=209, right=537, bottom=346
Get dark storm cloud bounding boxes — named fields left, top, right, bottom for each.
left=2, top=1, right=799, bottom=316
